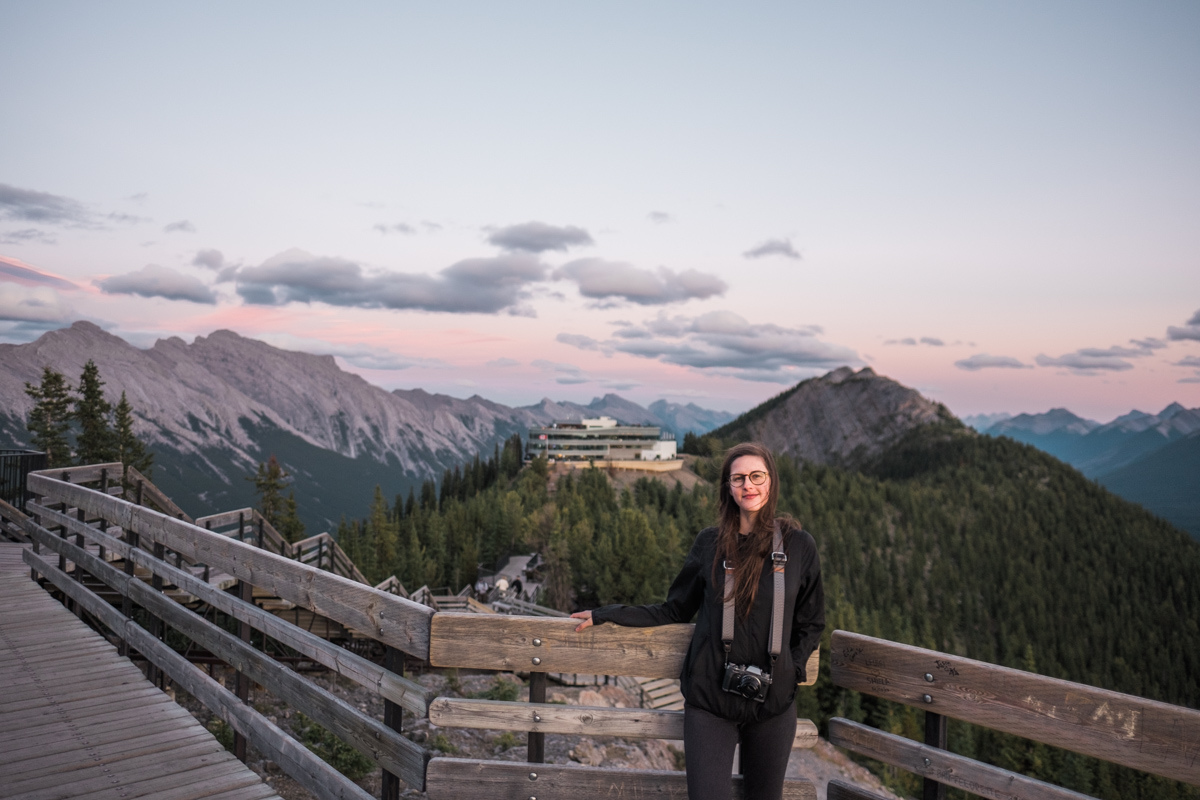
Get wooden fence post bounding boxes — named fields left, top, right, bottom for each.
left=528, top=671, right=547, bottom=763
left=923, top=709, right=948, bottom=800
left=382, top=645, right=405, bottom=800
left=233, top=577, right=254, bottom=763
left=149, top=540, right=167, bottom=689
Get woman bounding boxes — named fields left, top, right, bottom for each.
left=571, top=442, right=824, bottom=800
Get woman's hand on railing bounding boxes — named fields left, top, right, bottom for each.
left=570, top=610, right=593, bottom=632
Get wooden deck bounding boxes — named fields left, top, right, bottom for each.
left=0, top=543, right=284, bottom=800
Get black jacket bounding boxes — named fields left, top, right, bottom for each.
left=592, top=522, right=824, bottom=722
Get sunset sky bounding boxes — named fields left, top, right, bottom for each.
left=2, top=2, right=1198, bottom=421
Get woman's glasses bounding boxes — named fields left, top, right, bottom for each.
left=728, top=471, right=768, bottom=487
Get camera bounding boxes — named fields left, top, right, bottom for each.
left=721, top=662, right=772, bottom=703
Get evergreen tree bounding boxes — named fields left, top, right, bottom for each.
left=368, top=485, right=397, bottom=582
left=250, top=455, right=289, bottom=528
left=74, top=359, right=117, bottom=465
left=112, top=391, right=154, bottom=477
left=277, top=490, right=306, bottom=544
left=25, top=366, right=73, bottom=467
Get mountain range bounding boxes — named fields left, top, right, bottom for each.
left=0, top=321, right=732, bottom=530
left=972, top=404, right=1200, bottom=538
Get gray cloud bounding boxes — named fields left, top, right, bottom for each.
left=0, top=183, right=89, bottom=225
left=647, top=211, right=673, bottom=224
left=1168, top=309, right=1200, bottom=341
left=96, top=265, right=218, bottom=304
left=954, top=354, right=1031, bottom=371
left=486, top=357, right=520, bottom=368
left=743, top=238, right=800, bottom=260
left=374, top=222, right=416, bottom=235
left=0, top=283, right=74, bottom=323
left=192, top=249, right=225, bottom=270
left=1130, top=337, right=1167, bottom=350
left=1035, top=352, right=1134, bottom=373
left=556, top=332, right=603, bottom=351
left=921, top=337, right=945, bottom=346
left=559, top=310, right=855, bottom=381
left=0, top=258, right=77, bottom=290
left=0, top=228, right=57, bottom=245
left=163, top=220, right=196, bottom=234
left=1174, top=355, right=1200, bottom=368
left=107, top=212, right=148, bottom=225
left=555, top=259, right=727, bottom=305
left=531, top=358, right=589, bottom=384
left=234, top=248, right=546, bottom=314
left=1034, top=341, right=1164, bottom=374
left=885, top=338, right=918, bottom=346
left=488, top=222, right=593, bottom=253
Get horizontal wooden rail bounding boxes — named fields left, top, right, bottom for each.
left=27, top=501, right=432, bottom=717
left=23, top=515, right=428, bottom=789
left=830, top=718, right=1094, bottom=800
left=30, top=462, right=125, bottom=486
left=195, top=508, right=261, bottom=531
left=23, top=548, right=374, bottom=800
left=830, top=631, right=1200, bottom=787
left=28, top=473, right=435, bottom=659
left=430, top=611, right=820, bottom=685
left=425, top=758, right=816, bottom=800
left=429, top=696, right=819, bottom=746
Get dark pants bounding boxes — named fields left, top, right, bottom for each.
left=683, top=702, right=797, bottom=800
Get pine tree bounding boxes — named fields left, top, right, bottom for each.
left=277, top=490, right=306, bottom=544
left=369, top=485, right=397, bottom=582
left=250, top=455, right=289, bottom=527
left=75, top=359, right=117, bottom=465
left=112, top=392, right=153, bottom=477
left=25, top=366, right=74, bottom=467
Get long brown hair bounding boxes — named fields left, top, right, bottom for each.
left=714, top=442, right=797, bottom=617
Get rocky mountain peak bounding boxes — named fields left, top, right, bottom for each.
left=712, top=366, right=946, bottom=467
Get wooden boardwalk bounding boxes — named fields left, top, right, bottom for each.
left=0, top=543, right=284, bottom=800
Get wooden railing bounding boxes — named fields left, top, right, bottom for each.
left=827, top=630, right=1200, bottom=799
left=12, top=464, right=824, bottom=800
left=11, top=464, right=1200, bottom=800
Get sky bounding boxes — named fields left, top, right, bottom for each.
left=2, top=2, right=1199, bottom=422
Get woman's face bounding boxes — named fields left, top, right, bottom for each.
left=728, top=455, right=770, bottom=518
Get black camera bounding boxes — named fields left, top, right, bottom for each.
left=721, top=662, right=772, bottom=702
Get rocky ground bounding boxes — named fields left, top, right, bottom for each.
left=175, top=665, right=902, bottom=800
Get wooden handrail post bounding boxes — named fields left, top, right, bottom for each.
left=148, top=541, right=167, bottom=689
left=528, top=671, right=547, bottom=763
left=119, top=527, right=138, bottom=658
left=70, top=506, right=86, bottom=620
left=238, top=511, right=245, bottom=543
left=257, top=517, right=264, bottom=550
left=233, top=577, right=254, bottom=763
left=923, top=709, right=947, bottom=800
left=382, top=645, right=405, bottom=800
left=97, top=469, right=108, bottom=561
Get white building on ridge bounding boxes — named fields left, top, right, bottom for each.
left=527, top=417, right=678, bottom=464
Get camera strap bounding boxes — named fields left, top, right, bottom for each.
left=722, top=523, right=787, bottom=670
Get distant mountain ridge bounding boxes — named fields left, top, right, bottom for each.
left=978, top=403, right=1200, bottom=538
left=0, top=321, right=731, bottom=529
